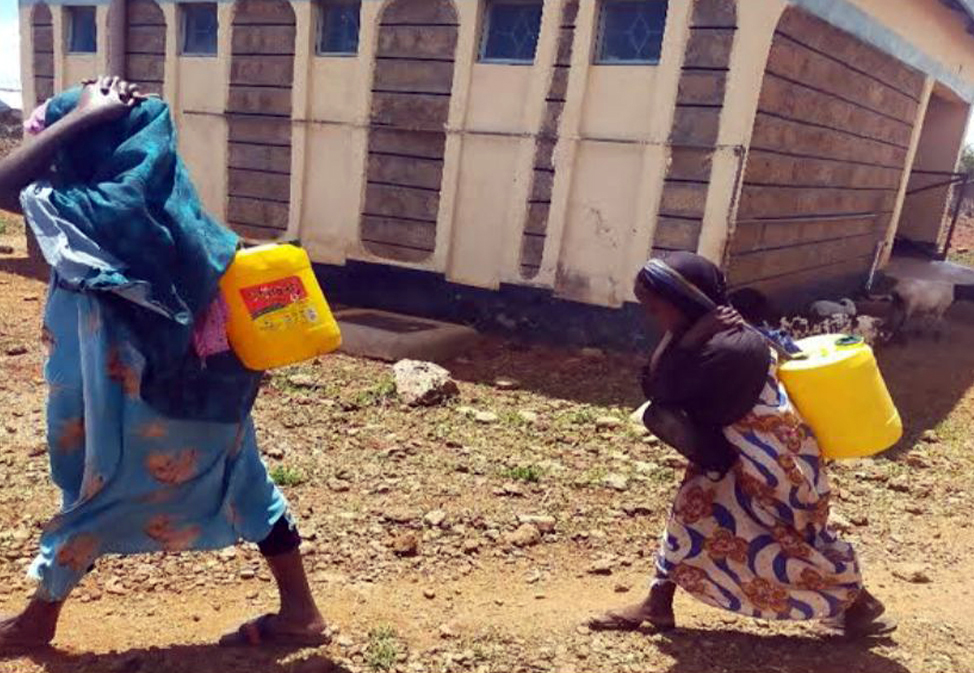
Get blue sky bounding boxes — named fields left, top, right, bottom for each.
left=0, top=0, right=20, bottom=91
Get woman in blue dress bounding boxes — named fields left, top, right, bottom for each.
left=0, top=77, right=326, bottom=649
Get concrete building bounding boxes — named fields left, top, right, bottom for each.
left=17, top=0, right=974, bottom=345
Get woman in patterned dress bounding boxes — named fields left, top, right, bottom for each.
left=0, top=78, right=327, bottom=650
left=588, top=253, right=895, bottom=638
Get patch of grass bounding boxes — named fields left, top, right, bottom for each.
left=500, top=464, right=543, bottom=483
left=365, top=625, right=399, bottom=671
left=353, top=375, right=398, bottom=407
left=499, top=410, right=528, bottom=427
left=269, top=465, right=306, bottom=487
left=567, top=407, right=597, bottom=425
left=577, top=466, right=608, bottom=488
left=0, top=211, right=23, bottom=237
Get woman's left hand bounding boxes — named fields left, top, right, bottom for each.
left=680, top=306, right=744, bottom=349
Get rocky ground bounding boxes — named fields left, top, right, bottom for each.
left=2, top=212, right=974, bottom=673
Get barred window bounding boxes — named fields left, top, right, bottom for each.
left=480, top=1, right=544, bottom=64
left=595, top=1, right=668, bottom=65
left=317, top=0, right=361, bottom=56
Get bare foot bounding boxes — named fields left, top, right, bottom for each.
left=0, top=600, right=62, bottom=651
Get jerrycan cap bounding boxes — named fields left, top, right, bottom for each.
left=836, top=335, right=864, bottom=348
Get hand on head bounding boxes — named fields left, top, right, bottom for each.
left=680, top=306, right=745, bottom=349
left=75, top=75, right=152, bottom=126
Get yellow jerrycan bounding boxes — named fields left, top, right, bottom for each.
left=778, top=334, right=902, bottom=460
left=219, top=243, right=341, bottom=371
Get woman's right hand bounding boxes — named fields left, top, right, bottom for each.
left=679, top=306, right=744, bottom=349
left=72, top=76, right=145, bottom=128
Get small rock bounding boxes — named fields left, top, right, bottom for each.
left=587, top=559, right=614, bottom=576
left=517, top=514, right=556, bottom=533
left=662, top=456, right=685, bottom=470
left=265, top=446, right=285, bottom=460
left=534, top=592, right=546, bottom=600
left=4, top=346, right=28, bottom=357
left=904, top=453, right=931, bottom=469
left=423, top=588, right=436, bottom=600
left=287, top=373, right=321, bottom=389
left=517, top=410, right=539, bottom=424
left=506, top=523, right=541, bottom=548
left=494, top=378, right=520, bottom=390
left=240, top=569, right=256, bottom=580
left=391, top=533, right=420, bottom=557
left=921, top=430, right=941, bottom=444
left=614, top=582, right=632, bottom=593
left=0, top=245, right=14, bottom=255
left=474, top=411, right=499, bottom=424
left=499, top=482, right=525, bottom=497
left=621, top=503, right=654, bottom=517
left=887, top=476, right=911, bottom=493
left=438, top=623, right=457, bottom=639
left=604, top=474, right=629, bottom=491
left=423, top=509, right=448, bottom=527
left=595, top=416, right=622, bottom=430
left=892, top=564, right=931, bottom=584
left=905, top=503, right=926, bottom=515
left=830, top=513, right=853, bottom=533
left=384, top=508, right=419, bottom=524
left=462, top=538, right=481, bottom=554
left=392, top=360, right=458, bottom=407
left=328, top=478, right=351, bottom=492
left=105, top=578, right=125, bottom=595
left=850, top=514, right=869, bottom=527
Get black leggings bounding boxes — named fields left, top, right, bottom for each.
left=257, top=514, right=302, bottom=558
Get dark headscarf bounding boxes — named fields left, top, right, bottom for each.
left=638, top=251, right=727, bottom=322
left=638, top=253, right=771, bottom=472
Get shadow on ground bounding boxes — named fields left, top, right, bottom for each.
left=879, top=301, right=974, bottom=456
left=443, top=335, right=648, bottom=409
left=0, top=253, right=46, bottom=281
left=14, top=643, right=347, bottom=673
left=657, top=627, right=907, bottom=673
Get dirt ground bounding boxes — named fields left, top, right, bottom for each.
left=3, top=216, right=974, bottom=673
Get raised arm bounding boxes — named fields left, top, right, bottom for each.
left=0, top=76, right=144, bottom=214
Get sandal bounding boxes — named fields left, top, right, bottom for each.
left=586, top=610, right=676, bottom=633
left=218, top=613, right=332, bottom=648
left=824, top=590, right=898, bottom=639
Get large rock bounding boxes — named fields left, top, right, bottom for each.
left=392, top=360, right=459, bottom=406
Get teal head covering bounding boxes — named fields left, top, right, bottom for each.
left=37, top=86, right=259, bottom=422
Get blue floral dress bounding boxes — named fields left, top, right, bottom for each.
left=31, top=283, right=287, bottom=601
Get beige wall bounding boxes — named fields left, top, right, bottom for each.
left=899, top=87, right=971, bottom=246
left=17, top=0, right=974, bottom=309
left=848, top=0, right=974, bottom=102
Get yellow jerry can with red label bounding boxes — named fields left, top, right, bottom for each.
left=219, top=243, right=341, bottom=371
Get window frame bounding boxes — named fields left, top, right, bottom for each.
left=315, top=0, right=362, bottom=57
left=179, top=2, right=219, bottom=57
left=478, top=0, right=545, bottom=66
left=594, top=0, right=668, bottom=66
left=66, top=5, right=97, bottom=55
